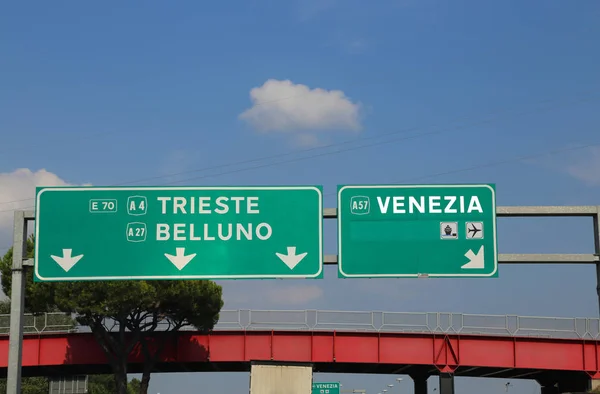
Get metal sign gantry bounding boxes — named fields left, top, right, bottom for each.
left=5, top=205, right=600, bottom=394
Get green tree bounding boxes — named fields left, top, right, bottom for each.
left=0, top=284, right=142, bottom=393
left=88, top=375, right=142, bottom=394
left=1, top=236, right=224, bottom=394
left=127, top=378, right=142, bottom=394
left=0, top=376, right=48, bottom=394
left=0, top=375, right=143, bottom=394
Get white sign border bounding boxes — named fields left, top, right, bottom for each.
left=337, top=184, right=498, bottom=278
left=35, top=186, right=323, bottom=281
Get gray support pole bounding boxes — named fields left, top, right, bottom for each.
left=438, top=374, right=454, bottom=394
left=6, top=211, right=28, bottom=394
left=594, top=207, right=600, bottom=317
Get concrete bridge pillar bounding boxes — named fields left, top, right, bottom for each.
left=250, top=362, right=313, bottom=394
left=439, top=374, right=454, bottom=394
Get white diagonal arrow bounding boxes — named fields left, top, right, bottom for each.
left=165, top=247, right=197, bottom=270
left=275, top=246, right=308, bottom=270
left=50, top=249, right=84, bottom=272
left=461, top=245, right=485, bottom=269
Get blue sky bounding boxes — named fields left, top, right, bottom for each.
left=1, top=0, right=600, bottom=392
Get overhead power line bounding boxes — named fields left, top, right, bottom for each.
left=0, top=139, right=596, bottom=254
left=0, top=90, right=598, bottom=253
left=0, top=90, right=316, bottom=157
left=90, top=92, right=600, bottom=188
left=0, top=89, right=596, bottom=209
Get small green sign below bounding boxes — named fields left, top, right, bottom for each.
left=34, top=186, right=323, bottom=281
left=337, top=184, right=498, bottom=278
left=312, top=382, right=340, bottom=394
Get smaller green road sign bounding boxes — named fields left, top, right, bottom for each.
left=337, top=184, right=497, bottom=278
left=34, top=186, right=323, bottom=281
left=312, top=382, right=340, bottom=394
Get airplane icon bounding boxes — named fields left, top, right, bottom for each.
left=466, top=222, right=483, bottom=239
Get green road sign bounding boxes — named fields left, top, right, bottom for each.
left=312, top=382, right=340, bottom=394
left=34, top=186, right=323, bottom=281
left=337, top=184, right=497, bottom=278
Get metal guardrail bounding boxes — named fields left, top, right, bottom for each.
left=2, top=309, right=600, bottom=341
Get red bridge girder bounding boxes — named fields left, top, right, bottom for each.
left=0, top=330, right=599, bottom=380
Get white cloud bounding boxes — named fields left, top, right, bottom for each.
left=565, top=147, right=600, bottom=186
left=0, top=169, right=83, bottom=246
left=292, top=134, right=327, bottom=148
left=239, top=79, right=362, bottom=140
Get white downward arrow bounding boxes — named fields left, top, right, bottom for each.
left=50, top=249, right=84, bottom=272
left=275, top=246, right=308, bottom=270
left=461, top=245, right=485, bottom=269
left=165, top=247, right=197, bottom=270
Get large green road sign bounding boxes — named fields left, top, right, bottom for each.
left=312, top=382, right=340, bottom=394
left=337, top=184, right=497, bottom=278
left=34, top=186, right=323, bottom=281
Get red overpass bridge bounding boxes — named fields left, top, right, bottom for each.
left=1, top=309, right=600, bottom=392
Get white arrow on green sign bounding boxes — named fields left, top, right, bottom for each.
left=312, top=382, right=340, bottom=394
left=34, top=186, right=323, bottom=281
left=337, top=184, right=498, bottom=278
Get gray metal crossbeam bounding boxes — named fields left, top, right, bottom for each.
left=498, top=253, right=599, bottom=264
left=18, top=205, right=600, bottom=218
left=496, top=206, right=599, bottom=216
left=324, top=254, right=600, bottom=265
left=324, top=206, right=599, bottom=218
left=325, top=205, right=600, bottom=265
left=5, top=204, right=600, bottom=394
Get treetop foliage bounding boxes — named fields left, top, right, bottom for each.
left=0, top=235, right=224, bottom=333
left=0, top=235, right=224, bottom=394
